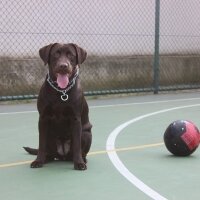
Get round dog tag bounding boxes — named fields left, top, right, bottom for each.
left=61, top=93, right=68, bottom=101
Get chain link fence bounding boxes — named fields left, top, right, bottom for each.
left=0, top=0, right=200, bottom=100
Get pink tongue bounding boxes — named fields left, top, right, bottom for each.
left=57, top=74, right=69, bottom=89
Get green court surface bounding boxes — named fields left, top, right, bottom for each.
left=0, top=91, right=200, bottom=200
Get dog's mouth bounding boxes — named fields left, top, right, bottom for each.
left=56, top=73, right=70, bottom=89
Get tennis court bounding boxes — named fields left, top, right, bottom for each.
left=0, top=91, right=200, bottom=200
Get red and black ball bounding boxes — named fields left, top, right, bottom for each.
left=164, top=120, right=200, bottom=156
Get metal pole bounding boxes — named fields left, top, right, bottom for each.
left=153, top=0, right=160, bottom=94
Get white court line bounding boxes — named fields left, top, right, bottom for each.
left=0, top=110, right=37, bottom=115
left=106, top=104, right=200, bottom=200
left=90, top=97, right=200, bottom=109
left=0, top=97, right=200, bottom=115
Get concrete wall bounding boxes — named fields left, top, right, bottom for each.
left=1, top=55, right=200, bottom=96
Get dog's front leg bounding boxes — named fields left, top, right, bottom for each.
left=31, top=117, right=48, bottom=168
left=72, top=117, right=87, bottom=170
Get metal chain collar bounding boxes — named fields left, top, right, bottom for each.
left=47, top=68, right=79, bottom=101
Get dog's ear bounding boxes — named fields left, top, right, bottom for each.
left=70, top=43, right=87, bottom=64
left=39, top=43, right=57, bottom=65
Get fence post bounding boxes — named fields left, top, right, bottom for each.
left=153, top=0, right=160, bottom=94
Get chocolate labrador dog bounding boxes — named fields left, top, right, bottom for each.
left=24, top=43, right=92, bottom=170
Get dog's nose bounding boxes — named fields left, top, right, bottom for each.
left=60, top=63, right=69, bottom=69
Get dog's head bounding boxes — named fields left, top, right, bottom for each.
left=39, top=43, right=87, bottom=89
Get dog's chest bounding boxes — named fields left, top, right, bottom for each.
left=45, top=104, right=75, bottom=136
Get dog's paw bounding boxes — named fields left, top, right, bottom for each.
left=30, top=160, right=43, bottom=168
left=74, top=162, right=87, bottom=170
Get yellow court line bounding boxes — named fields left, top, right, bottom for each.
left=88, top=142, right=164, bottom=155
left=0, top=142, right=164, bottom=169
left=0, top=160, right=32, bottom=168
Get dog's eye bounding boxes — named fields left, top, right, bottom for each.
left=68, top=53, right=75, bottom=61
left=54, top=51, right=61, bottom=58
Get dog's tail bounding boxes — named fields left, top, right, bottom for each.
left=23, top=147, right=38, bottom=155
